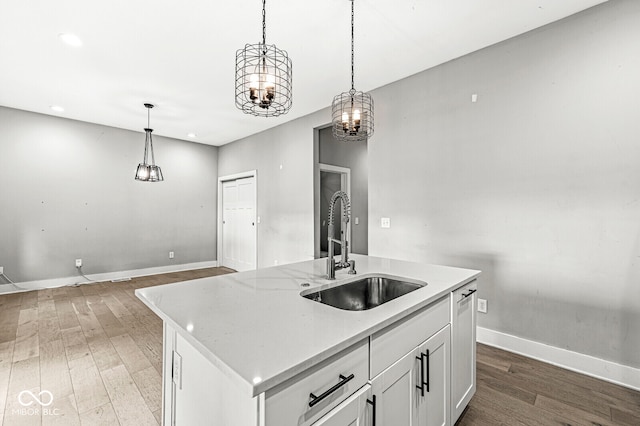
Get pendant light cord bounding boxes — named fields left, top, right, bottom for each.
left=351, top=0, right=355, bottom=92
left=148, top=107, right=156, bottom=166
left=262, top=0, right=267, bottom=47
left=142, top=107, right=150, bottom=163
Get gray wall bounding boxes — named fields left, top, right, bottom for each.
left=368, top=0, right=640, bottom=368
left=319, top=127, right=368, bottom=255
left=0, top=107, right=218, bottom=282
left=218, top=111, right=327, bottom=268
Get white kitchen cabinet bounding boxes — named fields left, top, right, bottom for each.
left=416, top=325, right=450, bottom=426
left=312, top=385, right=373, bottom=426
left=370, top=344, right=420, bottom=425
left=451, top=280, right=477, bottom=423
left=369, top=325, right=451, bottom=426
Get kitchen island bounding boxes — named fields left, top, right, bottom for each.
left=135, top=254, right=480, bottom=425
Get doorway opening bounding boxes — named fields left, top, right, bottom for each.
left=319, top=164, right=351, bottom=258
left=314, top=126, right=368, bottom=259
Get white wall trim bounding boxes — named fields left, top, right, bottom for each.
left=0, top=260, right=219, bottom=294
left=477, top=326, right=640, bottom=391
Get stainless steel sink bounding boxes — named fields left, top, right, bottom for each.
left=302, top=275, right=427, bottom=311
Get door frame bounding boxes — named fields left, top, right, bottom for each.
left=318, top=163, right=352, bottom=256
left=217, top=170, right=258, bottom=270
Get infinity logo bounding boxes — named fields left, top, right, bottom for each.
left=18, top=390, right=54, bottom=407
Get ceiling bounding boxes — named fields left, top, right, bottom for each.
left=0, top=0, right=607, bottom=146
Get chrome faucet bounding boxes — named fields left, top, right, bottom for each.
left=327, top=191, right=356, bottom=279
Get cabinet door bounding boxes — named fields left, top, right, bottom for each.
left=312, top=385, right=372, bottom=426
left=370, top=345, right=421, bottom=426
left=451, top=281, right=477, bottom=422
left=416, top=325, right=451, bottom=426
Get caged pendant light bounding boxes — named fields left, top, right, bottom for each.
left=331, top=0, right=374, bottom=142
left=134, top=103, right=164, bottom=182
left=235, top=0, right=293, bottom=117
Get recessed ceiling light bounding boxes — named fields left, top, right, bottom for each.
left=58, top=33, right=83, bottom=47
left=50, top=105, right=65, bottom=113
left=187, top=133, right=197, bottom=138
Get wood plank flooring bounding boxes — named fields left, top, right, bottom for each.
left=0, top=268, right=233, bottom=426
left=457, top=344, right=640, bottom=426
left=1, top=267, right=639, bottom=425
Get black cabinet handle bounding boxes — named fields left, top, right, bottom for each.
left=425, top=349, right=430, bottom=392
left=415, top=353, right=426, bottom=396
left=416, top=350, right=430, bottom=395
left=462, top=289, right=477, bottom=298
left=366, top=395, right=376, bottom=426
left=308, top=374, right=354, bottom=407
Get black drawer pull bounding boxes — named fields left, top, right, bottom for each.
left=308, top=374, right=354, bottom=407
left=462, top=289, right=477, bottom=298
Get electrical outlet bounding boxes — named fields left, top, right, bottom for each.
left=381, top=217, right=391, bottom=228
left=0, top=266, right=4, bottom=275
left=478, top=298, right=488, bottom=313
left=172, top=350, right=182, bottom=390
left=169, top=251, right=174, bottom=259
left=75, top=259, right=82, bottom=268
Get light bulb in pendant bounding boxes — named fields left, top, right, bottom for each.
left=249, top=74, right=260, bottom=102
left=353, top=109, right=361, bottom=132
left=263, top=74, right=275, bottom=103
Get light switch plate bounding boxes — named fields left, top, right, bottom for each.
left=381, top=217, right=391, bottom=228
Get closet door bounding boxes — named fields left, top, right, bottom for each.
left=221, top=177, right=256, bottom=271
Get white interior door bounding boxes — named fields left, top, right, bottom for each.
left=221, top=176, right=256, bottom=271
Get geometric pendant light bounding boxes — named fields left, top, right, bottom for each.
left=235, top=0, right=293, bottom=117
left=331, top=0, right=374, bottom=142
left=134, top=103, right=164, bottom=182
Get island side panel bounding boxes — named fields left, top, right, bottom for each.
left=163, top=323, right=260, bottom=426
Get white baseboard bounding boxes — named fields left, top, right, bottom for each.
left=477, top=326, right=640, bottom=391
left=1, top=260, right=219, bottom=293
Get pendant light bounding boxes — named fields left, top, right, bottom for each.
left=235, top=0, right=293, bottom=117
left=331, top=0, right=374, bottom=142
left=135, top=103, right=164, bottom=182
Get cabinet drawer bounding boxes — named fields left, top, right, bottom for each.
left=264, top=338, right=369, bottom=426
left=370, top=295, right=449, bottom=378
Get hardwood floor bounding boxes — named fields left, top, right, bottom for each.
left=457, top=344, right=640, bottom=426
left=0, top=268, right=233, bottom=426
left=1, top=268, right=638, bottom=425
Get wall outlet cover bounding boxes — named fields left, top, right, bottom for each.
left=478, top=298, right=488, bottom=313
left=75, top=259, right=82, bottom=268
left=381, top=217, right=391, bottom=228
left=0, top=266, right=3, bottom=275
left=169, top=251, right=174, bottom=259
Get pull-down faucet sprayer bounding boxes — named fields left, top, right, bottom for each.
left=327, top=191, right=357, bottom=279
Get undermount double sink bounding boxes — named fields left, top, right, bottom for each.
left=302, top=274, right=427, bottom=311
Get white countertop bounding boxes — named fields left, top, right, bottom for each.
left=135, top=254, right=480, bottom=397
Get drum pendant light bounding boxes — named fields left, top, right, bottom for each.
left=235, top=0, right=293, bottom=117
left=135, top=103, right=164, bottom=182
left=331, top=0, right=374, bottom=142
